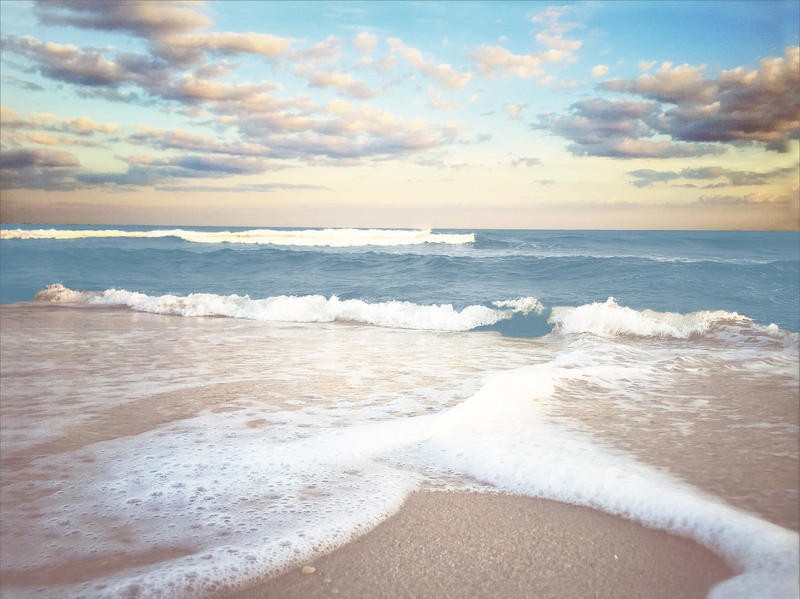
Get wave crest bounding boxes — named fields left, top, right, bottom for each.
left=1, top=227, right=474, bottom=247
left=549, top=297, right=750, bottom=339
left=34, top=284, right=538, bottom=332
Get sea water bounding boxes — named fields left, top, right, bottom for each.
left=0, top=227, right=797, bottom=598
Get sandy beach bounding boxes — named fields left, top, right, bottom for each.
left=1, top=304, right=795, bottom=598
left=219, top=491, right=733, bottom=599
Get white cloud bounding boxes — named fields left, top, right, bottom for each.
left=530, top=5, right=572, bottom=24
left=470, top=4, right=580, bottom=80
left=388, top=38, right=472, bottom=89
left=428, top=89, right=458, bottom=112
left=304, top=69, right=379, bottom=99
left=638, top=60, right=657, bottom=72
left=591, top=64, right=609, bottom=77
left=470, top=45, right=543, bottom=79
left=505, top=102, right=527, bottom=119
left=353, top=31, right=378, bottom=53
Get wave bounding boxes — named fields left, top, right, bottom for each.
left=34, top=284, right=541, bottom=332
left=34, top=285, right=789, bottom=339
left=0, top=227, right=475, bottom=247
left=549, top=297, right=752, bottom=339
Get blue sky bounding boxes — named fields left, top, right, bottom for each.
left=1, top=1, right=798, bottom=229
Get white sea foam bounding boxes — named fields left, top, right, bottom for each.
left=2, top=306, right=797, bottom=598
left=14, top=350, right=796, bottom=598
left=492, top=296, right=545, bottom=314
left=34, top=284, right=537, bottom=332
left=549, top=297, right=750, bottom=339
left=0, top=227, right=475, bottom=246
left=422, top=365, right=800, bottom=599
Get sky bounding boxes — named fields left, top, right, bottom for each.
left=0, top=0, right=798, bottom=229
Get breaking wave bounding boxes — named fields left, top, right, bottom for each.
left=35, top=284, right=540, bottom=332
left=0, top=227, right=475, bottom=247
left=35, top=285, right=788, bottom=340
left=549, top=297, right=752, bottom=338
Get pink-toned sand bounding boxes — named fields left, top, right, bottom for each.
left=218, top=491, right=733, bottom=599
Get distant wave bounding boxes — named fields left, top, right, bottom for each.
left=34, top=284, right=540, bottom=332
left=0, top=227, right=475, bottom=247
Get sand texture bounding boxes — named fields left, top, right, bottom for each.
left=220, top=491, right=733, bottom=599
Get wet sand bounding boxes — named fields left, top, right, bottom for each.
left=219, top=491, right=733, bottom=599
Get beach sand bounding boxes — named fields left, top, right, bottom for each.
left=218, top=490, right=733, bottom=599
left=1, top=305, right=784, bottom=598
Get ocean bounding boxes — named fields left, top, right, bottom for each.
left=0, top=226, right=798, bottom=598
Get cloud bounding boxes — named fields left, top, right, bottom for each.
left=128, top=127, right=272, bottom=157
left=5, top=131, right=98, bottom=147
left=512, top=157, right=541, bottom=167
left=388, top=38, right=472, bottom=89
left=155, top=182, right=328, bottom=193
left=535, top=48, right=799, bottom=157
left=353, top=31, right=377, bottom=53
left=133, top=154, right=282, bottom=175
left=153, top=32, right=293, bottom=64
left=3, top=75, right=45, bottom=91
left=600, top=47, right=800, bottom=151
left=1, top=35, right=172, bottom=91
left=291, top=35, right=343, bottom=66
left=628, top=165, right=797, bottom=188
left=232, top=100, right=460, bottom=160
left=591, top=64, right=609, bottom=77
left=1, top=10, right=464, bottom=180
left=427, top=88, right=458, bottom=112
left=694, top=192, right=792, bottom=206
left=638, top=60, right=657, bottom=72
left=469, top=45, right=544, bottom=79
left=74, top=153, right=286, bottom=188
left=459, top=133, right=492, bottom=145
left=302, top=69, right=379, bottom=99
left=1, top=106, right=118, bottom=135
left=505, top=102, right=527, bottom=119
left=530, top=5, right=572, bottom=24
left=33, top=0, right=292, bottom=67
left=0, top=147, right=82, bottom=190
left=602, top=61, right=714, bottom=104
left=470, top=4, right=581, bottom=81
left=535, top=97, right=715, bottom=158
left=0, top=147, right=80, bottom=168
left=34, top=0, right=211, bottom=39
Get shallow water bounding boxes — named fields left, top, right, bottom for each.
left=1, top=303, right=797, bottom=598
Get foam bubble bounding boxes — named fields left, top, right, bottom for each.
left=0, top=227, right=475, bottom=246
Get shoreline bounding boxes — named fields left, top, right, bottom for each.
left=217, top=490, right=734, bottom=599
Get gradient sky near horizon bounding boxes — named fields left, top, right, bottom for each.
left=1, top=0, right=798, bottom=229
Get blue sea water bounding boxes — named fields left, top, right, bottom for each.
left=1, top=226, right=798, bottom=333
